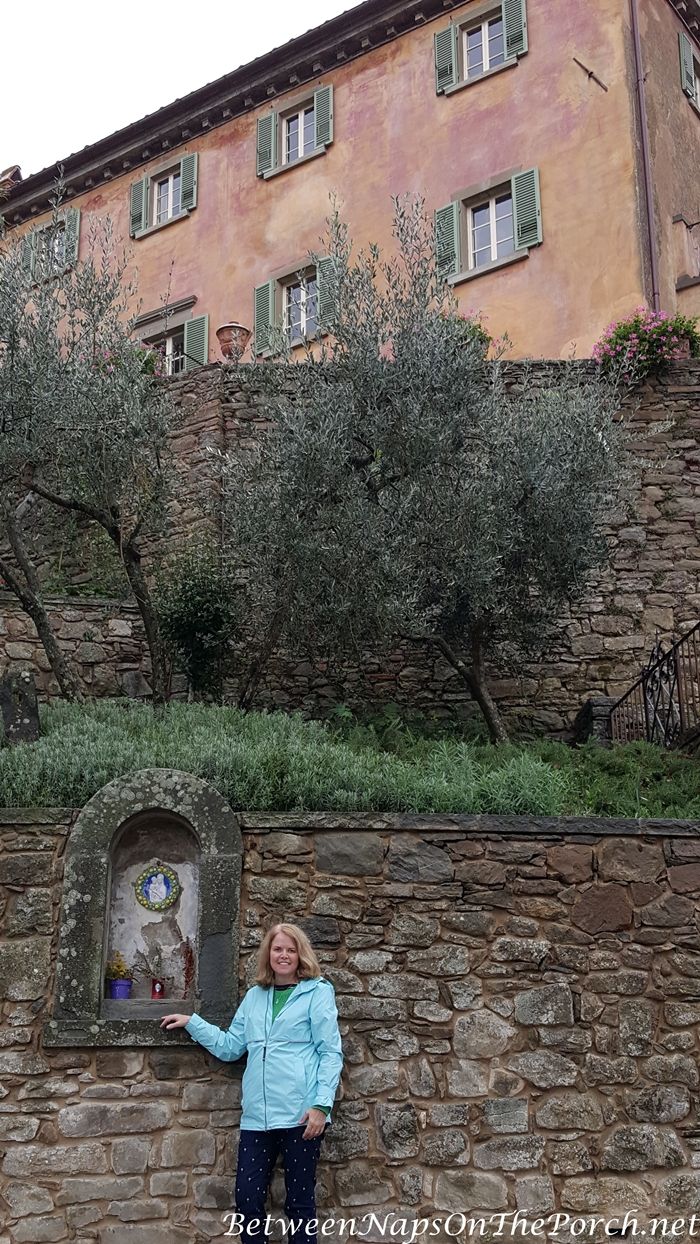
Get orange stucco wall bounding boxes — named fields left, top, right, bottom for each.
left=639, top=0, right=700, bottom=319
left=20, top=0, right=647, bottom=359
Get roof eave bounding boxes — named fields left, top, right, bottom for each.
left=5, top=0, right=460, bottom=223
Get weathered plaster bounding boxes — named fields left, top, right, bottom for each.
left=107, top=818, right=199, bottom=1000
left=14, top=0, right=645, bottom=360
left=639, top=0, right=700, bottom=312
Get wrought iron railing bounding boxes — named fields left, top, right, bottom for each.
left=609, top=623, right=700, bottom=748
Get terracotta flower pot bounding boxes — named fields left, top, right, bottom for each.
left=216, top=322, right=252, bottom=361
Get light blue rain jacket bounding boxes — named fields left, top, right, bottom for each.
left=185, top=976, right=343, bottom=1131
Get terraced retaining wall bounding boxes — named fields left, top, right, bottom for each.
left=1, top=359, right=699, bottom=735
left=3, top=798, right=700, bottom=1242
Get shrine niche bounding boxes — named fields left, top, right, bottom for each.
left=104, top=813, right=198, bottom=1010
left=44, top=769, right=242, bottom=1047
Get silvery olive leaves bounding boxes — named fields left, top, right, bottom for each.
left=220, top=197, right=633, bottom=741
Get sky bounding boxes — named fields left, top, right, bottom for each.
left=3, top=0, right=355, bottom=179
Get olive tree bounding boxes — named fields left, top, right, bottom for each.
left=223, top=199, right=632, bottom=740
left=0, top=220, right=86, bottom=700
left=0, top=207, right=179, bottom=705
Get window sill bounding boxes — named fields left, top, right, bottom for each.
left=288, top=332, right=320, bottom=348
left=134, top=210, right=191, bottom=241
left=449, top=248, right=529, bottom=286
left=255, top=327, right=328, bottom=359
left=443, top=56, right=519, bottom=96
left=262, top=146, right=328, bottom=180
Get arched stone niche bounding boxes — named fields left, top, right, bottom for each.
left=44, top=769, right=242, bottom=1047
left=105, top=810, right=199, bottom=1007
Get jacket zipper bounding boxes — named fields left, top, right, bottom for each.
left=262, top=983, right=307, bottom=1128
left=262, top=988, right=272, bottom=1130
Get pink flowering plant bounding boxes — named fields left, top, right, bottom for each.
left=92, top=344, right=165, bottom=378
left=593, top=307, right=700, bottom=380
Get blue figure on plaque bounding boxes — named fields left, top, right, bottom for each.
left=134, top=863, right=181, bottom=912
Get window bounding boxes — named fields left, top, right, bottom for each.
left=254, top=261, right=332, bottom=355
left=129, top=153, right=198, bottom=238
left=23, top=210, right=80, bottom=281
left=256, top=85, right=333, bottom=177
left=468, top=193, right=514, bottom=268
left=436, top=169, right=541, bottom=284
left=35, top=223, right=66, bottom=277
left=680, top=31, right=700, bottom=109
left=463, top=15, right=505, bottom=80
left=140, top=314, right=209, bottom=373
left=284, top=105, right=316, bottom=165
left=434, top=0, right=527, bottom=94
left=284, top=275, right=318, bottom=340
left=145, top=328, right=186, bottom=376
left=154, top=169, right=181, bottom=225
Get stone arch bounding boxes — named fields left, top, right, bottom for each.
left=45, top=769, right=241, bottom=1047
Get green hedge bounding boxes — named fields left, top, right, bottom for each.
left=0, top=701, right=697, bottom=816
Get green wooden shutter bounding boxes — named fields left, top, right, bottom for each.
left=21, top=233, right=35, bottom=280
left=679, top=32, right=696, bottom=98
left=256, top=113, right=277, bottom=176
left=254, top=281, right=276, bottom=354
left=434, top=26, right=458, bottom=93
left=180, top=153, right=198, bottom=211
left=503, top=0, right=528, bottom=58
left=435, top=202, right=461, bottom=279
left=184, top=315, right=209, bottom=369
left=63, top=209, right=80, bottom=268
left=316, top=256, right=335, bottom=331
left=130, top=177, right=149, bottom=236
left=512, top=168, right=542, bottom=248
left=314, top=85, right=334, bottom=148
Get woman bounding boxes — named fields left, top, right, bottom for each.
left=160, top=922, right=343, bottom=1244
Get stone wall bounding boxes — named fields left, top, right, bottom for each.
left=0, top=596, right=148, bottom=700
left=4, top=805, right=700, bottom=1242
left=1, top=360, right=699, bottom=733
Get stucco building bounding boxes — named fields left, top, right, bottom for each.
left=4, top=0, right=700, bottom=364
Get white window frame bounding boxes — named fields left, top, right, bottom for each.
left=694, top=59, right=700, bottom=110
left=143, top=326, right=186, bottom=376
left=462, top=12, right=506, bottom=81
left=153, top=168, right=182, bottom=226
left=283, top=271, right=318, bottom=341
left=282, top=103, right=316, bottom=166
left=34, top=222, right=66, bottom=280
left=466, top=191, right=515, bottom=270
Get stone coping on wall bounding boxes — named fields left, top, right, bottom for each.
left=42, top=1015, right=236, bottom=1048
left=238, top=814, right=700, bottom=838
left=0, top=590, right=135, bottom=608
left=4, top=808, right=698, bottom=837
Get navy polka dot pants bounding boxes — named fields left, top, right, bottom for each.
left=236, top=1126, right=323, bottom=1244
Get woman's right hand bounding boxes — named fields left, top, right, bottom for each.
left=159, top=1013, right=192, bottom=1030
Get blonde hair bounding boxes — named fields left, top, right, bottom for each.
left=255, top=923, right=322, bottom=988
